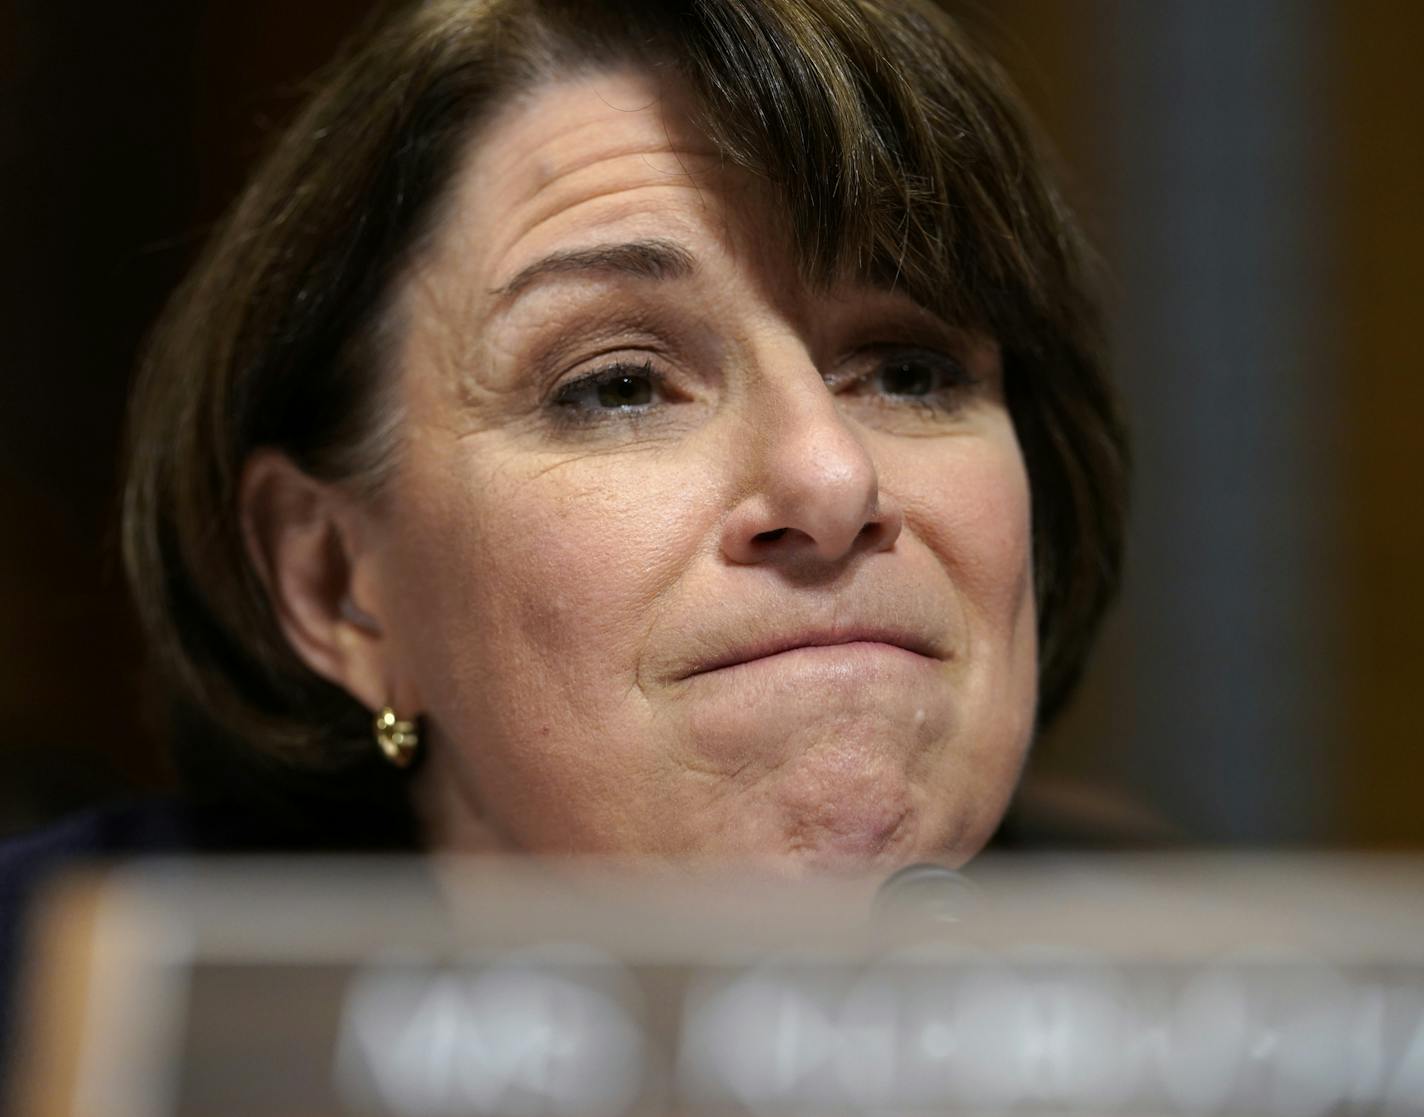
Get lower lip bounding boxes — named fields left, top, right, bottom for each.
left=694, top=641, right=938, bottom=681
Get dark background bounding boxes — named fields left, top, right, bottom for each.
left=2, top=1, right=1420, bottom=845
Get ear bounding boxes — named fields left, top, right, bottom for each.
left=239, top=449, right=403, bottom=714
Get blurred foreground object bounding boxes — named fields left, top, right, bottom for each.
left=12, top=855, right=1424, bottom=1117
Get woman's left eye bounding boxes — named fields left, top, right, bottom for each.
left=853, top=348, right=975, bottom=407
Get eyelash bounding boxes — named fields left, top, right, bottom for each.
left=546, top=348, right=977, bottom=427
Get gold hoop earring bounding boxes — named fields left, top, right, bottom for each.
left=374, top=706, right=419, bottom=768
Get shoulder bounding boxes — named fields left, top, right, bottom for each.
left=0, top=802, right=189, bottom=916
left=0, top=796, right=315, bottom=919
left=2, top=798, right=194, bottom=864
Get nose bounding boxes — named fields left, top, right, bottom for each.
left=720, top=363, right=903, bottom=567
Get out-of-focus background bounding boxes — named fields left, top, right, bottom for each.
left=0, top=1, right=1419, bottom=846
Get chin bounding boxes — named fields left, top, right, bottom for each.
left=749, top=803, right=922, bottom=880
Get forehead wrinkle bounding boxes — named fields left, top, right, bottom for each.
left=484, top=182, right=714, bottom=304
left=485, top=70, right=711, bottom=181
left=480, top=75, right=676, bottom=164
left=517, top=140, right=721, bottom=199
left=493, top=153, right=721, bottom=253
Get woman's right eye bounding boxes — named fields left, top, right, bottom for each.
left=551, top=361, right=661, bottom=416
left=592, top=372, right=654, bottom=408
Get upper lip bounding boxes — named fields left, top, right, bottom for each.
left=684, top=625, right=943, bottom=678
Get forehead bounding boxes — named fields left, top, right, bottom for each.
left=427, top=70, right=770, bottom=292
left=395, top=67, right=962, bottom=384
left=391, top=68, right=818, bottom=384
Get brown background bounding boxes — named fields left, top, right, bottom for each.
left=1, top=1, right=1419, bottom=845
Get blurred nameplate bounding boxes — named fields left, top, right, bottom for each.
left=13, top=855, right=1424, bottom=1117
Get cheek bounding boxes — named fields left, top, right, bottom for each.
left=889, top=429, right=1037, bottom=856
left=900, top=426, right=1038, bottom=740
left=383, top=435, right=701, bottom=727
left=894, top=428, right=1035, bottom=637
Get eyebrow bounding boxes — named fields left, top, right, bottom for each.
left=489, top=238, right=698, bottom=304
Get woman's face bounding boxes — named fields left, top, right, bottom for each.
left=361, top=70, right=1037, bottom=871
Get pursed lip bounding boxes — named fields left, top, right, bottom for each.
left=683, top=627, right=943, bottom=679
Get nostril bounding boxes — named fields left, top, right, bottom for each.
left=753, top=528, right=788, bottom=543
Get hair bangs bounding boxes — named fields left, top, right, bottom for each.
left=662, top=0, right=1026, bottom=334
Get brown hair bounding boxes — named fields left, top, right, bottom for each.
left=123, top=0, right=1127, bottom=833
